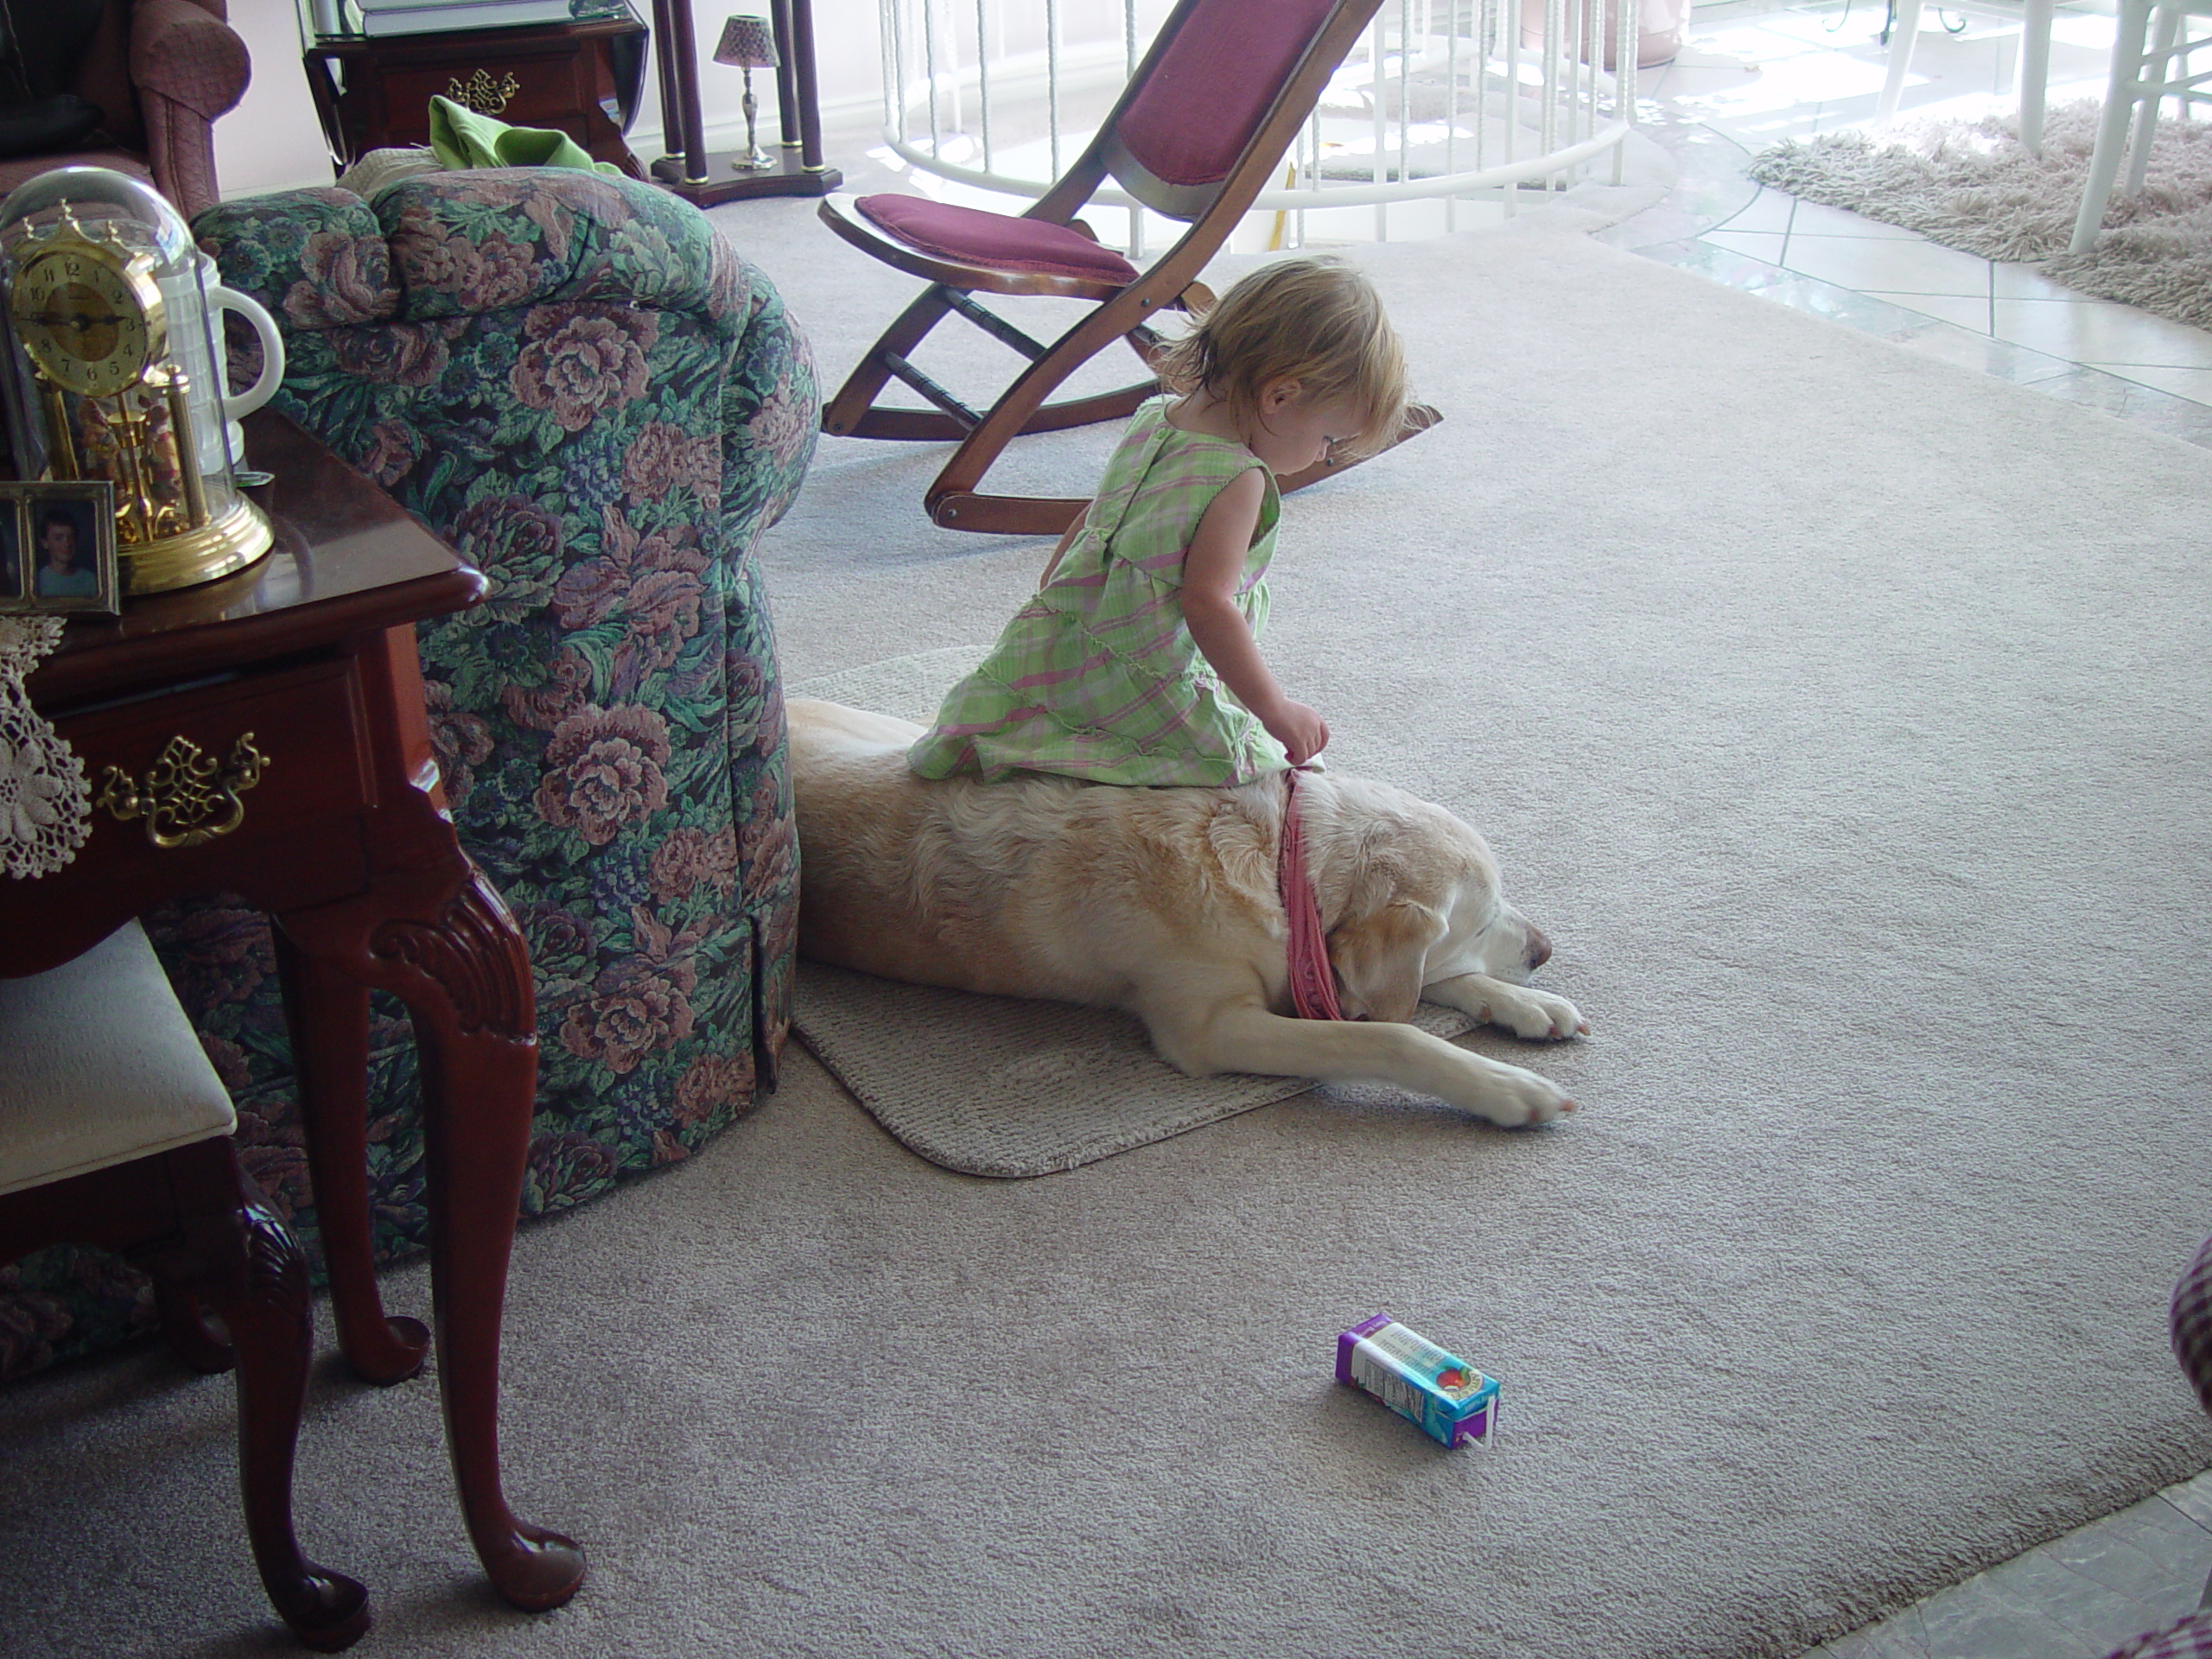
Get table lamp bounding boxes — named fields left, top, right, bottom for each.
left=714, top=15, right=779, bottom=171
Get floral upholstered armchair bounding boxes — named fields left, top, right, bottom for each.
left=0, top=169, right=816, bottom=1380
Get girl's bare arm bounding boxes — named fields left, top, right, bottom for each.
left=1180, top=469, right=1329, bottom=764
left=1039, top=507, right=1089, bottom=586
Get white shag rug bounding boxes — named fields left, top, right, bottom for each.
left=1747, top=99, right=2212, bottom=327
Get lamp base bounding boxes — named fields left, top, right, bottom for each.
left=650, top=149, right=842, bottom=204
left=735, top=87, right=771, bottom=171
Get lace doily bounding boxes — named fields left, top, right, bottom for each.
left=0, top=616, right=91, bottom=880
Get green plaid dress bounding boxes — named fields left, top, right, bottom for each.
left=908, top=398, right=1287, bottom=786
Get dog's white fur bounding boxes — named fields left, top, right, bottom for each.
left=791, top=699, right=1586, bottom=1126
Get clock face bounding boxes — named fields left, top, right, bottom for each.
left=10, top=241, right=165, bottom=399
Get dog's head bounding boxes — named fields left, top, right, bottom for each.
left=1322, top=787, right=1551, bottom=1023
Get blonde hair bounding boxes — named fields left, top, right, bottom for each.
left=1152, top=257, right=1408, bottom=460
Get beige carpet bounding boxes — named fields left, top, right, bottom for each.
left=3, top=219, right=2211, bottom=1659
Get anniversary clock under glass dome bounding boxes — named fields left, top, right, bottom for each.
left=0, top=167, right=276, bottom=595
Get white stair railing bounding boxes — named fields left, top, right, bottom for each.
left=877, top=0, right=1640, bottom=249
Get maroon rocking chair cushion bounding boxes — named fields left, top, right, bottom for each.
left=1118, top=0, right=1339, bottom=188
left=855, top=193, right=1141, bottom=283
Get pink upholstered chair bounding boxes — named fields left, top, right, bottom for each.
left=0, top=923, right=368, bottom=1649
left=817, top=0, right=1433, bottom=538
left=0, top=0, right=250, bottom=222
left=2095, top=1234, right=2212, bottom=1659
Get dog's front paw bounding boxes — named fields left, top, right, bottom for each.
left=1489, top=984, right=1588, bottom=1043
left=1471, top=1062, right=1575, bottom=1128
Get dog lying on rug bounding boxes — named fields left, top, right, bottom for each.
left=791, top=700, right=1587, bottom=1128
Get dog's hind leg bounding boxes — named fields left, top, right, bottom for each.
left=1424, top=974, right=1588, bottom=1043
left=1141, top=998, right=1575, bottom=1128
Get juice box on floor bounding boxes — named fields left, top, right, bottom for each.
left=1335, top=1314, right=1499, bottom=1448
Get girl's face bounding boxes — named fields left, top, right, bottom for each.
left=1247, top=382, right=1366, bottom=475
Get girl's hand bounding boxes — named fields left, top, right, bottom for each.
left=1263, top=701, right=1329, bottom=766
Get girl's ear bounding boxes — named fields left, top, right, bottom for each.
left=1261, top=377, right=1305, bottom=412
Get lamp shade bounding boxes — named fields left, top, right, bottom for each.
left=714, top=15, right=779, bottom=68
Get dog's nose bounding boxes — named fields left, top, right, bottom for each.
left=1523, top=925, right=1552, bottom=971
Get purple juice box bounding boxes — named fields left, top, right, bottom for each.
left=1335, top=1314, right=1500, bottom=1448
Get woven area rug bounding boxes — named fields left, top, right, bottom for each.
left=787, top=652, right=1498, bottom=1178
left=1747, top=99, right=2212, bottom=327
left=796, top=962, right=1481, bottom=1177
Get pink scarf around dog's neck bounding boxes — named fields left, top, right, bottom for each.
left=1279, top=769, right=1345, bottom=1020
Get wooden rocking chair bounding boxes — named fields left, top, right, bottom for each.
left=818, top=0, right=1436, bottom=537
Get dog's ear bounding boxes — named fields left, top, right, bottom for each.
left=1328, top=901, right=1445, bottom=1024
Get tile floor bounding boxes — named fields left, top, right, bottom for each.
left=1597, top=0, right=2212, bottom=450
left=1606, top=7, right=2212, bottom=1650
left=1806, top=1473, right=2212, bottom=1657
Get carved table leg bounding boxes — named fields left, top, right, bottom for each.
left=367, top=868, right=586, bottom=1611
left=273, top=616, right=585, bottom=1614
left=171, top=1144, right=372, bottom=1652
left=273, top=928, right=431, bottom=1385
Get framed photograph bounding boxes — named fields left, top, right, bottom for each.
left=0, top=481, right=118, bottom=615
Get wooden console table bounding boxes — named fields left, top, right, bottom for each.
left=302, top=15, right=650, bottom=178
left=7, top=410, right=585, bottom=1614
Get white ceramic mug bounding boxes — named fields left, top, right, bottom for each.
left=159, top=253, right=286, bottom=474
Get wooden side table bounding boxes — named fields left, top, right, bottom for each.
left=8, top=410, right=585, bottom=1615
left=302, top=16, right=650, bottom=179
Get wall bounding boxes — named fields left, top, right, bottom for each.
left=215, top=0, right=896, bottom=199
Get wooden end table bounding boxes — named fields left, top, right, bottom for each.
left=8, top=410, right=585, bottom=1614
left=302, top=15, right=650, bottom=179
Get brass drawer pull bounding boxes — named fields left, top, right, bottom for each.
left=448, top=70, right=520, bottom=115
left=95, top=734, right=270, bottom=850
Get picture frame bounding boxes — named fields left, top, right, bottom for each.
left=0, top=480, right=119, bottom=615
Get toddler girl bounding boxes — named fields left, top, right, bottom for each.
left=906, top=256, right=1407, bottom=787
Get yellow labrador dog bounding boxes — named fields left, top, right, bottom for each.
left=791, top=699, right=1587, bottom=1126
